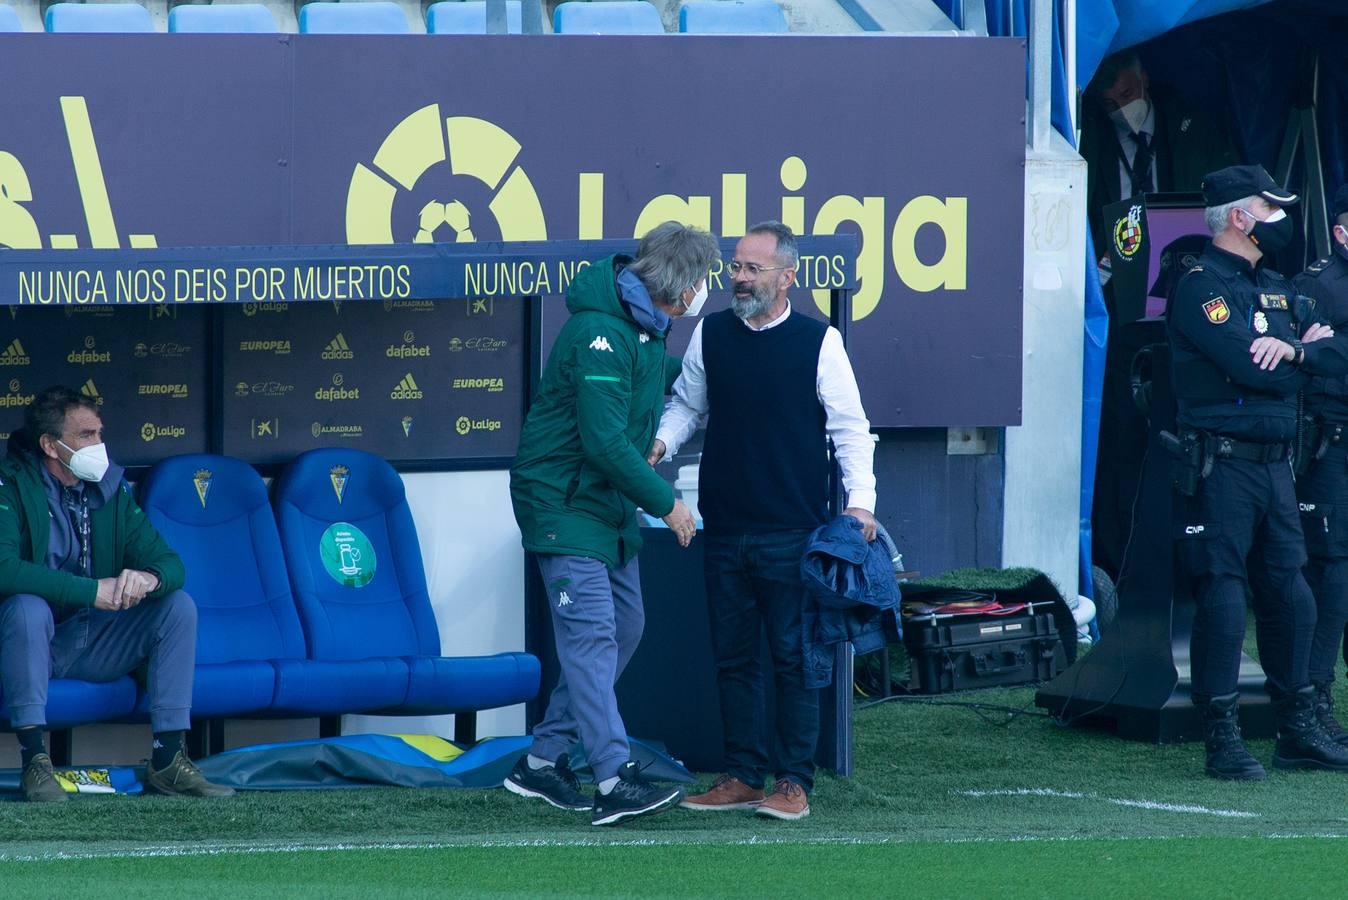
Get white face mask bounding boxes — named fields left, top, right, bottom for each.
left=679, top=279, right=708, bottom=317
left=57, top=440, right=110, bottom=483
left=1108, top=97, right=1151, bottom=134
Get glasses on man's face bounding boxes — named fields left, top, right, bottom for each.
left=726, top=260, right=787, bottom=277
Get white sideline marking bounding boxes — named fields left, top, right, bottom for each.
left=956, top=788, right=1258, bottom=819
left=8, top=830, right=1348, bottom=863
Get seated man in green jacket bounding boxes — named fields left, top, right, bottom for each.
left=0, top=386, right=233, bottom=801
left=506, top=221, right=717, bottom=826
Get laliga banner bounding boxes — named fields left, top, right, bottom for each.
left=0, top=34, right=1025, bottom=427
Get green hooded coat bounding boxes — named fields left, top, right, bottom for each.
left=510, top=256, right=681, bottom=568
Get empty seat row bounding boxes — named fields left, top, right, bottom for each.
left=0, top=448, right=540, bottom=741
left=0, top=1, right=786, bottom=34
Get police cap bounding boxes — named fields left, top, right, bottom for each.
left=1201, top=165, right=1298, bottom=208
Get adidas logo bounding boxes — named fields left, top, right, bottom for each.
left=0, top=339, right=31, bottom=366
left=589, top=336, right=613, bottom=353
left=322, top=333, right=354, bottom=360
left=390, top=373, right=424, bottom=400
left=80, top=379, right=103, bottom=405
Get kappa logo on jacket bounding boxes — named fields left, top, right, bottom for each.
left=589, top=336, right=613, bottom=352
left=557, top=590, right=572, bottom=608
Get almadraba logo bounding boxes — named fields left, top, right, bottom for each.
left=345, top=106, right=547, bottom=246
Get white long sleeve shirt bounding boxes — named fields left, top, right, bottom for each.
left=655, top=301, right=877, bottom=513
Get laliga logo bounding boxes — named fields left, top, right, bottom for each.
left=345, top=105, right=546, bottom=246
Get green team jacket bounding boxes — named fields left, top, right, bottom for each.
left=0, top=438, right=185, bottom=609
left=510, top=255, right=680, bottom=568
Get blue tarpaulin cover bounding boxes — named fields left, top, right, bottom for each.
left=192, top=734, right=695, bottom=791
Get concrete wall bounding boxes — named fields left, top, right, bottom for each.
left=1001, top=131, right=1088, bottom=598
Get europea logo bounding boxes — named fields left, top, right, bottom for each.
left=345, top=107, right=967, bottom=320
left=138, top=384, right=188, bottom=399
left=239, top=340, right=292, bottom=354
left=453, top=377, right=504, bottom=393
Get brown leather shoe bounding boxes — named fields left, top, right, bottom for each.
left=21, top=754, right=68, bottom=803
left=755, top=779, right=810, bottom=820
left=145, top=751, right=236, bottom=798
left=680, top=774, right=765, bottom=811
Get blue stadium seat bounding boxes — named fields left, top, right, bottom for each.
left=45, top=2, right=154, bottom=32
left=139, top=454, right=408, bottom=719
left=273, top=449, right=540, bottom=722
left=678, top=0, right=786, bottom=33
left=553, top=0, right=662, bottom=34
left=0, top=677, right=138, bottom=731
left=0, top=5, right=23, bottom=31
left=298, top=1, right=409, bottom=33
left=169, top=3, right=278, bottom=32
left=426, top=0, right=521, bottom=34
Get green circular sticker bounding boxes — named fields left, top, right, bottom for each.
left=320, top=522, right=377, bottom=588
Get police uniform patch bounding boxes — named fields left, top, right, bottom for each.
left=1254, top=310, right=1269, bottom=334
left=1203, top=297, right=1230, bottom=324
left=1259, top=293, right=1289, bottom=310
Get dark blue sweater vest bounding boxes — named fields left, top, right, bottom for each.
left=698, top=308, right=829, bottom=535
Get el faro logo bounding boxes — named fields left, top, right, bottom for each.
left=346, top=105, right=967, bottom=320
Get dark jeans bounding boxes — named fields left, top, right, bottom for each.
left=704, top=529, right=818, bottom=793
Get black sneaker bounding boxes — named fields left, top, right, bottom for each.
left=503, top=755, right=590, bottom=811
left=591, top=761, right=683, bottom=826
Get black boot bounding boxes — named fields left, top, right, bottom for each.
left=1273, top=685, right=1348, bottom=771
left=1312, top=682, right=1348, bottom=747
left=1200, top=693, right=1267, bottom=781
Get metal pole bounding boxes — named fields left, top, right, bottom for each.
left=1063, top=0, right=1077, bottom=137
left=1029, top=0, right=1053, bottom=151
left=522, top=0, right=545, bottom=34
left=486, top=0, right=507, bottom=34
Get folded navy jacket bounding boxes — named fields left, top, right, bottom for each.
left=800, top=515, right=902, bottom=689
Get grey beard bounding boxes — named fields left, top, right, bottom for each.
left=731, top=293, right=773, bottom=322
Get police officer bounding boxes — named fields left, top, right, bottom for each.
left=1169, top=165, right=1348, bottom=780
left=1293, top=184, right=1348, bottom=745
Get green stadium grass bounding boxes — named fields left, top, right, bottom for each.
left=2, top=837, right=1348, bottom=898
left=2, top=625, right=1346, bottom=895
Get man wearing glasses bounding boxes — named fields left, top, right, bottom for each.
left=649, top=221, right=877, bottom=820
left=0, top=386, right=232, bottom=801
